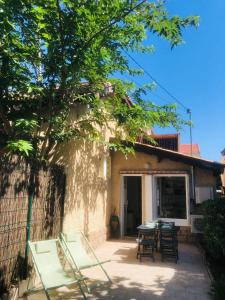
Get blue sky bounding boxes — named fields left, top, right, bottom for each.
left=122, top=0, right=225, bottom=162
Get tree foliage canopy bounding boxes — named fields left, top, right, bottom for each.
left=0, top=0, right=199, bottom=160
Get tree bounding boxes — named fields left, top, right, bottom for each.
left=0, top=0, right=199, bottom=160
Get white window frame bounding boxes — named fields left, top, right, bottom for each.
left=153, top=174, right=190, bottom=226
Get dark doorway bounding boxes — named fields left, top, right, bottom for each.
left=124, top=176, right=142, bottom=235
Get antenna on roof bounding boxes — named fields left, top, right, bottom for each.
left=187, top=109, right=192, bottom=156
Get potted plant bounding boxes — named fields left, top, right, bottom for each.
left=110, top=208, right=120, bottom=238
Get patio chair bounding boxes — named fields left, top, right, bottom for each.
left=27, top=239, right=87, bottom=300
left=60, top=232, right=111, bottom=292
left=159, top=225, right=179, bottom=263
left=144, top=221, right=159, bottom=251
left=136, top=227, right=156, bottom=262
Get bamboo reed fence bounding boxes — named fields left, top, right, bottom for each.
left=0, top=156, right=65, bottom=294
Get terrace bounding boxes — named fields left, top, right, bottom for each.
left=19, top=238, right=210, bottom=300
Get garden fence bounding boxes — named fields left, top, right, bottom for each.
left=0, top=156, right=65, bottom=294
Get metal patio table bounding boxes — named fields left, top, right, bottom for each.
left=136, top=222, right=180, bottom=262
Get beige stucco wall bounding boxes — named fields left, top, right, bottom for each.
left=53, top=105, right=114, bottom=247
left=111, top=151, right=189, bottom=216
left=111, top=151, right=217, bottom=220
left=195, top=167, right=216, bottom=187
left=57, top=139, right=112, bottom=247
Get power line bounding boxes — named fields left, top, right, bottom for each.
left=87, top=1, right=194, bottom=152
left=76, top=0, right=194, bottom=151
left=122, top=73, right=174, bottom=106
left=122, top=73, right=187, bottom=116
left=123, top=49, right=190, bottom=112
left=122, top=53, right=193, bottom=153
left=77, top=0, right=189, bottom=113
left=77, top=0, right=189, bottom=112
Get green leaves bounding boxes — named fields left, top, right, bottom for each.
left=202, top=199, right=225, bottom=298
left=15, top=119, right=38, bottom=134
left=0, top=0, right=199, bottom=160
left=6, top=140, right=33, bottom=156
left=203, top=199, right=225, bottom=260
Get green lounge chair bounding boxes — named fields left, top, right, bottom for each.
left=60, top=232, right=111, bottom=292
left=27, top=239, right=87, bottom=300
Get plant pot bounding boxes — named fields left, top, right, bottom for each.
left=110, top=215, right=120, bottom=238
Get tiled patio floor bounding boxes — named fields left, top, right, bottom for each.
left=20, top=238, right=211, bottom=300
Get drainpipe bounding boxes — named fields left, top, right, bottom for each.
left=191, top=166, right=196, bottom=202
left=24, top=169, right=35, bottom=277
left=60, top=172, right=66, bottom=233
left=25, top=193, right=33, bottom=257
left=187, top=109, right=193, bottom=156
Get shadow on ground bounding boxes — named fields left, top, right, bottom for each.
left=19, top=240, right=211, bottom=300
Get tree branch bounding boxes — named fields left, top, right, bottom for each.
left=39, top=124, right=52, bottom=159
left=80, top=0, right=147, bottom=51
left=56, top=0, right=66, bottom=91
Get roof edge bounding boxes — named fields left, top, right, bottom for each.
left=129, top=142, right=225, bottom=173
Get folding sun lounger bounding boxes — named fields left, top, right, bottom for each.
left=27, top=239, right=87, bottom=300
left=60, top=232, right=111, bottom=292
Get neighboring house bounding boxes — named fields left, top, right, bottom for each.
left=140, top=133, right=201, bottom=157
left=54, top=88, right=225, bottom=246
left=140, top=133, right=180, bottom=151
left=180, top=144, right=201, bottom=157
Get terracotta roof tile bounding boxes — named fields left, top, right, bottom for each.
left=180, top=144, right=200, bottom=155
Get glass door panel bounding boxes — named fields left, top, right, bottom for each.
left=156, top=176, right=186, bottom=219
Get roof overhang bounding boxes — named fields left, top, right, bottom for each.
left=121, top=142, right=225, bottom=175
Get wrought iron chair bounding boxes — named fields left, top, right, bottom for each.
left=136, top=227, right=156, bottom=262
left=159, top=223, right=179, bottom=263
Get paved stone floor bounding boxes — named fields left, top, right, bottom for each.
left=19, top=239, right=211, bottom=300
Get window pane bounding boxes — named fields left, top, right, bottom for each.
left=157, top=177, right=186, bottom=219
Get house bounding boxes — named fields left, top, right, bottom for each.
left=140, top=134, right=201, bottom=157
left=54, top=88, right=225, bottom=246
left=140, top=133, right=180, bottom=151
left=139, top=133, right=180, bottom=151
left=180, top=144, right=201, bottom=157
left=111, top=141, right=224, bottom=241
left=221, top=149, right=225, bottom=193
